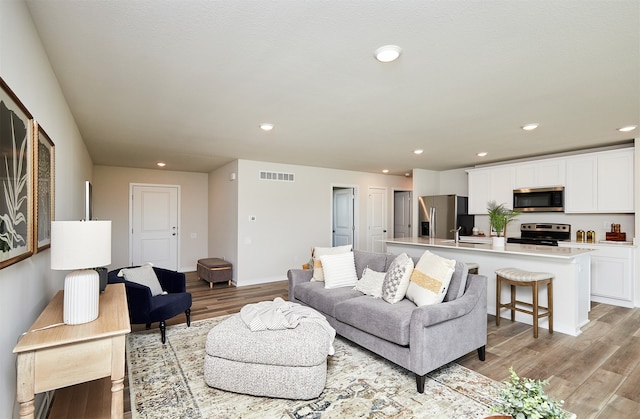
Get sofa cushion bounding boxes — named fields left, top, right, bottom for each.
left=335, top=296, right=417, bottom=346
left=320, top=252, right=358, bottom=289
left=294, top=281, right=363, bottom=318
left=443, top=261, right=469, bottom=302
left=381, top=253, right=414, bottom=304
left=353, top=249, right=395, bottom=279
left=353, top=267, right=385, bottom=298
left=311, top=245, right=352, bottom=282
left=405, top=251, right=455, bottom=306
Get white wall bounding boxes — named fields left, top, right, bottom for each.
left=0, top=1, right=93, bottom=416
left=208, top=160, right=239, bottom=281
left=217, top=160, right=410, bottom=286
left=93, top=166, right=209, bottom=271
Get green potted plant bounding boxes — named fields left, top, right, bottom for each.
left=488, top=367, right=567, bottom=419
left=487, top=200, right=520, bottom=246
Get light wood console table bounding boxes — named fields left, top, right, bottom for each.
left=13, top=283, right=130, bottom=419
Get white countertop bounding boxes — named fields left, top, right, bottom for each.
left=385, top=237, right=593, bottom=259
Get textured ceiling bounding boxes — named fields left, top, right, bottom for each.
left=25, top=0, right=639, bottom=175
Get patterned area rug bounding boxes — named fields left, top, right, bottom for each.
left=127, top=316, right=502, bottom=418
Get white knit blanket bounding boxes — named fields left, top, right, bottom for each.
left=240, top=297, right=336, bottom=355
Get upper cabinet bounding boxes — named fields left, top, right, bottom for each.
left=565, top=148, right=634, bottom=213
left=513, top=159, right=565, bottom=189
left=468, top=147, right=634, bottom=215
left=467, top=166, right=515, bottom=214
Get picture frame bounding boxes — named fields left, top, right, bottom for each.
left=34, top=121, right=55, bottom=252
left=0, top=77, right=34, bottom=268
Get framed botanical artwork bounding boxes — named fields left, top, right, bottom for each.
left=0, top=77, right=34, bottom=268
left=34, top=121, right=55, bottom=252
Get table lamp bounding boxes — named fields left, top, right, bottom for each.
left=51, top=220, right=111, bottom=325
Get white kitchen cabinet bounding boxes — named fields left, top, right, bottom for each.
left=565, top=148, right=634, bottom=213
left=514, top=159, right=565, bottom=189
left=565, top=155, right=598, bottom=212
left=467, top=166, right=515, bottom=214
left=559, top=242, right=635, bottom=307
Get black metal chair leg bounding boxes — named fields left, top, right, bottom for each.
left=160, top=320, right=166, bottom=344
left=186, top=309, right=191, bottom=327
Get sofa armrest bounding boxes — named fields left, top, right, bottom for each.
left=287, top=268, right=313, bottom=302
left=410, top=274, right=486, bottom=328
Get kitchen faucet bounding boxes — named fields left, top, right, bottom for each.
left=450, top=226, right=462, bottom=243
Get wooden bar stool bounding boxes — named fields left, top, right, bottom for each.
left=495, top=267, right=554, bottom=338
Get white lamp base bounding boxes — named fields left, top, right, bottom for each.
left=63, top=269, right=100, bottom=325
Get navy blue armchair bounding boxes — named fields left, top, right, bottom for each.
left=108, top=266, right=192, bottom=343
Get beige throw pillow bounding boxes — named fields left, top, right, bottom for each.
left=119, top=264, right=164, bottom=296
left=310, top=244, right=352, bottom=282
left=406, top=250, right=456, bottom=306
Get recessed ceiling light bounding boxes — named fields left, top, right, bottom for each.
left=382, top=169, right=389, bottom=174
left=413, top=149, right=424, bottom=155
left=521, top=123, right=539, bottom=131
left=477, top=152, right=488, bottom=157
left=617, top=125, right=637, bottom=132
left=259, top=123, right=274, bottom=131
left=157, top=162, right=166, bottom=167
left=374, top=45, right=402, bottom=63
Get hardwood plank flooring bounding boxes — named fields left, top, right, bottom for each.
left=48, top=272, right=640, bottom=418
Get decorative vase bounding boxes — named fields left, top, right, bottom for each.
left=492, top=237, right=505, bottom=247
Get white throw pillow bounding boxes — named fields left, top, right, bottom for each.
left=119, top=264, right=164, bottom=296
left=406, top=250, right=456, bottom=307
left=311, top=244, right=352, bottom=282
left=381, top=253, right=414, bottom=304
left=320, top=252, right=358, bottom=289
left=353, top=267, right=386, bottom=298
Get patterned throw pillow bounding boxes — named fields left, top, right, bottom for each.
left=119, top=264, right=164, bottom=296
left=381, top=253, right=414, bottom=304
left=320, top=252, right=358, bottom=289
left=405, top=251, right=456, bottom=306
left=353, top=267, right=386, bottom=298
left=310, top=245, right=352, bottom=282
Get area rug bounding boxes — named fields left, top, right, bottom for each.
left=126, top=316, right=502, bottom=418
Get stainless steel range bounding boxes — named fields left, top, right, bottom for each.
left=507, top=223, right=571, bottom=246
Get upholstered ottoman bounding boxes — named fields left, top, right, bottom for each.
left=204, top=314, right=332, bottom=399
left=197, top=258, right=232, bottom=288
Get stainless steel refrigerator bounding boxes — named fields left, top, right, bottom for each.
left=418, top=195, right=474, bottom=238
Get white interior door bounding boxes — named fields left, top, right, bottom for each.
left=394, top=191, right=412, bottom=238
left=333, top=188, right=354, bottom=246
left=367, top=187, right=387, bottom=252
left=130, top=184, right=179, bottom=270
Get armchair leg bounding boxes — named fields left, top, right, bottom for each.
left=477, top=345, right=486, bottom=361
left=416, top=374, right=426, bottom=393
left=160, top=320, right=166, bottom=344
left=145, top=323, right=151, bottom=330
left=186, top=309, right=191, bottom=327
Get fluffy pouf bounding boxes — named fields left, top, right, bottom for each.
left=204, top=314, right=332, bottom=400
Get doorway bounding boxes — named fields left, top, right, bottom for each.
left=332, top=187, right=355, bottom=247
left=130, top=184, right=180, bottom=270
left=393, top=190, right=412, bottom=238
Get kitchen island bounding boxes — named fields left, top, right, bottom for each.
left=385, top=237, right=593, bottom=336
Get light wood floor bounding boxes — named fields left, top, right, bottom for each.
left=48, top=272, right=640, bottom=418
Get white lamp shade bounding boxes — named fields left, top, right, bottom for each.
left=51, top=220, right=111, bottom=270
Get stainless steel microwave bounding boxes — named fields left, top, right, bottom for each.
left=513, top=186, right=564, bottom=212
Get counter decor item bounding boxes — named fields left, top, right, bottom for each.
left=606, top=224, right=626, bottom=241
left=576, top=230, right=585, bottom=242
left=586, top=230, right=596, bottom=243
left=487, top=201, right=520, bottom=247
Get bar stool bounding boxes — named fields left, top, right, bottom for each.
left=466, top=262, right=479, bottom=274
left=495, top=267, right=554, bottom=338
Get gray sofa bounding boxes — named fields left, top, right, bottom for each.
left=287, top=249, right=487, bottom=393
